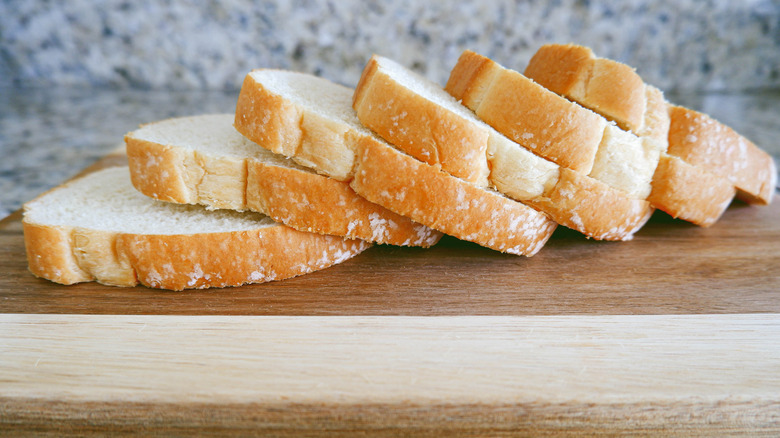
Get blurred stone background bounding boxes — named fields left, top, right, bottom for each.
left=2, top=0, right=779, bottom=93
left=2, top=0, right=779, bottom=217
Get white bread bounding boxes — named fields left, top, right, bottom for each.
left=235, top=70, right=367, bottom=182
left=648, top=155, right=736, bottom=226
left=446, top=51, right=605, bottom=175
left=353, top=55, right=492, bottom=186
left=351, top=135, right=556, bottom=255
left=524, top=43, right=648, bottom=133
left=23, top=167, right=369, bottom=290
left=354, top=54, right=652, bottom=240
left=524, top=168, right=653, bottom=241
left=234, top=69, right=557, bottom=254
left=446, top=50, right=657, bottom=201
left=523, top=43, right=738, bottom=226
left=667, top=105, right=776, bottom=205
left=525, top=43, right=774, bottom=209
left=126, top=114, right=441, bottom=247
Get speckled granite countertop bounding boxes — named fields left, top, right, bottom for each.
left=3, top=1, right=779, bottom=93
left=1, top=85, right=778, bottom=218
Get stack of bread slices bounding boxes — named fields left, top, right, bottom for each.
left=24, top=44, right=776, bottom=290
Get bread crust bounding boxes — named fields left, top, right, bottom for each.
left=126, top=136, right=246, bottom=210
left=638, top=86, right=670, bottom=146
left=23, top=168, right=370, bottom=290
left=446, top=50, right=606, bottom=174
left=24, top=223, right=91, bottom=285
left=234, top=73, right=304, bottom=159
left=525, top=168, right=654, bottom=241
left=524, top=43, right=775, bottom=208
left=350, top=137, right=556, bottom=256
left=245, top=159, right=441, bottom=247
left=234, top=72, right=356, bottom=182
left=524, top=44, right=647, bottom=132
left=126, top=120, right=441, bottom=247
left=237, top=67, right=628, bottom=246
left=486, top=132, right=653, bottom=241
left=24, top=220, right=370, bottom=290
left=353, top=56, right=490, bottom=186
left=667, top=105, right=776, bottom=205
left=355, top=54, right=649, bottom=241
left=235, top=70, right=562, bottom=249
left=648, top=155, right=736, bottom=226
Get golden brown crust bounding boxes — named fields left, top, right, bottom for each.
left=126, top=120, right=441, bottom=247
left=234, top=73, right=304, bottom=159
left=126, top=137, right=191, bottom=204
left=22, top=167, right=371, bottom=290
left=638, top=86, right=671, bottom=146
left=446, top=50, right=606, bottom=174
left=349, top=137, right=557, bottom=256
left=246, top=160, right=441, bottom=246
left=355, top=54, right=650, bottom=241
left=24, top=223, right=90, bottom=285
left=667, top=105, right=775, bottom=205
left=526, top=168, right=654, bottom=241
left=240, top=66, right=648, bottom=244
left=486, top=137, right=650, bottom=240
left=443, top=49, right=499, bottom=112
left=237, top=67, right=557, bottom=252
left=647, top=155, right=736, bottom=227
left=353, top=55, right=490, bottom=186
left=521, top=43, right=592, bottom=103
left=24, top=220, right=369, bottom=290
left=126, top=136, right=247, bottom=210
left=524, top=43, right=775, bottom=210
left=116, top=227, right=369, bottom=290
left=235, top=72, right=357, bottom=182
left=524, top=43, right=646, bottom=132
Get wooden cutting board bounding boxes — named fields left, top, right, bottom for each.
left=1, top=153, right=779, bottom=436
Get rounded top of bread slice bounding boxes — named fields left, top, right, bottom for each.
left=446, top=50, right=608, bottom=175
left=524, top=43, right=648, bottom=133
left=248, top=70, right=372, bottom=135
left=235, top=70, right=378, bottom=182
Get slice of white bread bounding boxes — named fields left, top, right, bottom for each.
left=351, top=135, right=557, bottom=255
left=523, top=43, right=737, bottom=226
left=647, top=154, right=736, bottom=226
left=354, top=54, right=652, bottom=240
left=125, top=114, right=441, bottom=247
left=667, top=105, right=776, bottom=205
left=524, top=43, right=773, bottom=211
left=234, top=70, right=365, bottom=182
left=23, top=167, right=369, bottom=290
left=445, top=50, right=658, bottom=202
left=234, top=69, right=556, bottom=254
left=523, top=43, right=648, bottom=133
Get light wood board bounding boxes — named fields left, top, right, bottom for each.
left=2, top=314, right=780, bottom=436
left=1, top=153, right=779, bottom=435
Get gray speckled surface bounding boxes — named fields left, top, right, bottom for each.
left=0, top=86, right=238, bottom=217
left=2, top=0, right=779, bottom=218
left=1, top=85, right=778, bottom=219
left=1, top=0, right=779, bottom=93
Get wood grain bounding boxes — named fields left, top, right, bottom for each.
left=2, top=152, right=778, bottom=315
left=2, top=314, right=779, bottom=435
left=2, top=153, right=780, bottom=435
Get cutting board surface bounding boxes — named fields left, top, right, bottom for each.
left=2, top=155, right=779, bottom=315
left=2, top=154, right=780, bottom=435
